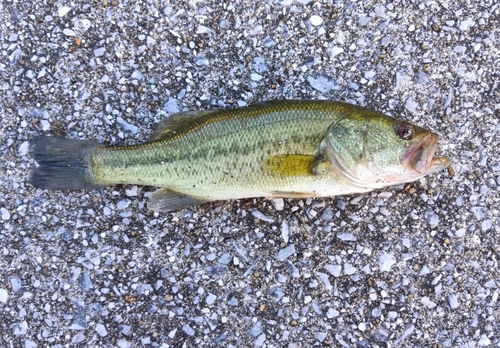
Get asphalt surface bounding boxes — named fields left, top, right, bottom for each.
left=1, top=1, right=499, bottom=347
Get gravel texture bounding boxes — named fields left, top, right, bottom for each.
left=1, top=0, right=500, bottom=347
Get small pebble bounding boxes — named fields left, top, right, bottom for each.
left=58, top=6, right=72, bottom=17
left=0, top=289, right=8, bottom=303
left=324, top=264, right=342, bottom=277
left=95, top=324, right=108, bottom=337
left=1, top=208, right=10, bottom=221
left=378, top=252, right=396, bottom=272
left=310, top=15, right=323, bottom=26
left=276, top=244, right=295, bottom=261
left=251, top=210, right=274, bottom=223
left=273, top=198, right=284, bottom=211
left=421, top=296, right=437, bottom=308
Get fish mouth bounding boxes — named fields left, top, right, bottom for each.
left=403, top=133, right=450, bottom=174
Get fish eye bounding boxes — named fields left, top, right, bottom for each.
left=397, top=124, right=414, bottom=140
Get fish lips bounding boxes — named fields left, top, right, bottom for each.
left=403, top=133, right=450, bottom=174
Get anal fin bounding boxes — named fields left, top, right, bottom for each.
left=148, top=187, right=209, bottom=212
left=268, top=191, right=314, bottom=199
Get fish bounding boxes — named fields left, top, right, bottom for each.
left=29, top=100, right=450, bottom=212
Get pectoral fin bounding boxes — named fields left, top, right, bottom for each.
left=263, top=154, right=317, bottom=177
left=148, top=187, right=209, bottom=212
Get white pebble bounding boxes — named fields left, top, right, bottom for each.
left=196, top=25, right=210, bottom=34
left=330, top=46, right=344, bottom=57
left=307, top=75, right=338, bottom=93
left=254, top=333, right=266, bottom=347
left=13, top=321, right=28, bottom=335
left=251, top=210, right=274, bottom=223
left=327, top=308, right=339, bottom=318
left=481, top=220, right=492, bottom=231
left=63, top=28, right=76, bottom=37
left=18, top=141, right=30, bottom=156
left=94, top=47, right=106, bottom=57
left=116, top=117, right=139, bottom=134
left=404, top=96, right=419, bottom=114
left=310, top=15, right=324, bottom=26
left=459, top=18, right=474, bottom=31
left=182, top=324, right=195, bottom=336
left=117, top=340, right=132, bottom=348
left=315, top=272, right=332, bottom=290
left=315, top=332, right=327, bottom=342
left=147, top=36, right=156, bottom=46
left=448, top=293, right=459, bottom=309
left=58, top=6, right=72, bottom=17
left=0, top=288, right=8, bottom=303
left=206, top=293, right=216, bottom=305
left=1, top=208, right=11, bottom=221
left=350, top=195, right=364, bottom=205
left=344, top=263, right=356, bottom=275
left=125, top=186, right=138, bottom=197
left=250, top=73, right=263, bottom=81
left=324, top=264, right=342, bottom=277
left=419, top=265, right=431, bottom=276
left=95, top=324, right=108, bottom=337
left=116, top=199, right=131, bottom=209
left=478, top=335, right=491, bottom=346
left=281, top=221, right=289, bottom=243
left=378, top=251, right=396, bottom=272
left=76, top=19, right=91, bottom=32
left=41, top=119, right=50, bottom=131
left=273, top=198, right=284, bottom=211
left=423, top=210, right=439, bottom=225
left=421, top=296, right=437, bottom=308
left=276, top=244, right=295, bottom=261
left=337, top=233, right=356, bottom=241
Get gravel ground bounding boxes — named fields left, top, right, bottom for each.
left=1, top=0, right=499, bottom=347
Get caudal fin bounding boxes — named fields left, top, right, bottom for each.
left=29, top=136, right=102, bottom=190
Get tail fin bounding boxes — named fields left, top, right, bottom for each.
left=29, top=136, right=102, bottom=190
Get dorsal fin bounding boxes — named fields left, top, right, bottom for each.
left=150, top=110, right=219, bottom=141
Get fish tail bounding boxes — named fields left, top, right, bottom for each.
left=29, top=136, right=102, bottom=190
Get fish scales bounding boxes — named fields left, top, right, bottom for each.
left=92, top=101, right=349, bottom=199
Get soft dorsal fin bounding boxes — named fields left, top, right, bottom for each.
left=150, top=110, right=219, bottom=141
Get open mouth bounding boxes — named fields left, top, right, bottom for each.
left=403, top=134, right=450, bottom=174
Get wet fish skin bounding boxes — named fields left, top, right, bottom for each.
left=29, top=100, right=450, bottom=212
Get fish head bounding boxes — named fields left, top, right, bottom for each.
left=325, top=112, right=450, bottom=189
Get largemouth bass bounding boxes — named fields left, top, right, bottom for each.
left=29, top=100, right=450, bottom=212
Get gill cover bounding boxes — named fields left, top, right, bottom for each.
left=322, top=116, right=369, bottom=188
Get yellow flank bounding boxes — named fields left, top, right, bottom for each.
left=263, top=155, right=316, bottom=177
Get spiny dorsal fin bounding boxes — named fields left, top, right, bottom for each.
left=148, top=187, right=209, bottom=212
left=150, top=110, right=219, bottom=141
left=262, top=154, right=317, bottom=177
